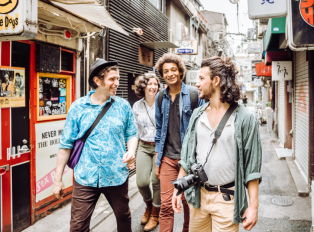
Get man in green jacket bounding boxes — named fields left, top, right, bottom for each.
left=172, top=56, right=262, bottom=232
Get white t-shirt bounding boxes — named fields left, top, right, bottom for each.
left=196, top=111, right=236, bottom=186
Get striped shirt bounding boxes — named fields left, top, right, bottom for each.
left=132, top=98, right=156, bottom=142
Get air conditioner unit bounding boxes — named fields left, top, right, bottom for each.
left=213, top=32, right=220, bottom=43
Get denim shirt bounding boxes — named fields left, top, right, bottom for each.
left=154, top=82, right=204, bottom=167
left=59, top=90, right=137, bottom=187
left=179, top=102, right=262, bottom=224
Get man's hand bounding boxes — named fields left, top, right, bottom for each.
left=242, top=206, right=258, bottom=231
left=53, top=180, right=65, bottom=199
left=155, top=153, right=160, bottom=179
left=172, top=188, right=182, bottom=214
left=243, top=179, right=259, bottom=231
left=123, top=151, right=136, bottom=170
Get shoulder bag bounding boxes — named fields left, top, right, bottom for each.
left=67, top=98, right=114, bottom=169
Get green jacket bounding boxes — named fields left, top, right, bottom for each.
left=178, top=102, right=262, bottom=224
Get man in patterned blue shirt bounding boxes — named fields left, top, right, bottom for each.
left=52, top=59, right=138, bottom=232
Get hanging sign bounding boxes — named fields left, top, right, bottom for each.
left=272, top=61, right=292, bottom=81
left=0, top=0, right=37, bottom=40
left=35, top=120, right=73, bottom=202
left=248, top=0, right=287, bottom=19
left=175, top=40, right=198, bottom=55
left=0, top=66, right=25, bottom=108
left=289, top=0, right=314, bottom=46
left=255, top=62, right=272, bottom=77
left=0, top=0, right=23, bottom=34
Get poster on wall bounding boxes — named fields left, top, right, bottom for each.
left=0, top=66, right=25, bottom=108
left=39, top=76, right=67, bottom=117
left=35, top=120, right=73, bottom=202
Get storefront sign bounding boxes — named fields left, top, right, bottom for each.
left=0, top=0, right=37, bottom=39
left=35, top=120, right=73, bottom=202
left=0, top=0, right=22, bottom=34
left=290, top=0, right=314, bottom=46
left=0, top=66, right=25, bottom=108
left=248, top=0, right=287, bottom=19
left=175, top=40, right=198, bottom=55
left=236, top=59, right=252, bottom=82
left=272, top=61, right=292, bottom=81
left=251, top=78, right=263, bottom=87
left=255, top=62, right=272, bottom=77
left=245, top=42, right=262, bottom=54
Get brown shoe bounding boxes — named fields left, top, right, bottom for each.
left=143, top=206, right=160, bottom=231
left=141, top=199, right=153, bottom=225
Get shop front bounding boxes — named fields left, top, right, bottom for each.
left=0, top=1, right=127, bottom=231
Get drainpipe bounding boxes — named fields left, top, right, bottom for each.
left=86, top=32, right=90, bottom=94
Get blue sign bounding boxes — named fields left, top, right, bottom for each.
left=261, top=0, right=274, bottom=4
left=177, top=49, right=194, bottom=54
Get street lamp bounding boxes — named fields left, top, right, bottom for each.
left=229, top=0, right=239, bottom=3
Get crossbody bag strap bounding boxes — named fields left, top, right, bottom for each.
left=203, top=102, right=238, bottom=166
left=81, top=98, right=115, bottom=142
left=143, top=101, right=156, bottom=129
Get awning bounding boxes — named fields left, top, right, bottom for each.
left=141, top=42, right=179, bottom=50
left=265, top=51, right=292, bottom=66
left=264, top=17, right=286, bottom=52
left=49, top=1, right=128, bottom=35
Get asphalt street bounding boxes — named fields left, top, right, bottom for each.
left=100, top=125, right=312, bottom=232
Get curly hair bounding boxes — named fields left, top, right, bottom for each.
left=201, top=56, right=240, bottom=103
left=154, top=53, right=186, bottom=80
left=90, top=65, right=119, bottom=89
left=134, top=73, right=161, bottom=98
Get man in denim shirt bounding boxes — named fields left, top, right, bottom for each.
left=52, top=59, right=138, bottom=232
left=154, top=53, right=204, bottom=232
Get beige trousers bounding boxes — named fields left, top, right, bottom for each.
left=189, top=186, right=239, bottom=232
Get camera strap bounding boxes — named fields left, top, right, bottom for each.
left=203, top=102, right=238, bottom=166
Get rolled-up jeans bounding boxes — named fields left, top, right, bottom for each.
left=136, top=140, right=161, bottom=206
left=159, top=156, right=189, bottom=232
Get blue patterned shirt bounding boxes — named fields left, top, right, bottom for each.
left=59, top=90, right=137, bottom=187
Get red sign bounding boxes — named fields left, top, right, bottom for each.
left=255, top=62, right=272, bottom=77
left=300, top=0, right=314, bottom=27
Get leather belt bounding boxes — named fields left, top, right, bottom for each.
left=204, top=181, right=235, bottom=195
left=140, top=139, right=156, bottom=146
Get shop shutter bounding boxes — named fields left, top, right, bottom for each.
left=108, top=0, right=169, bottom=177
left=278, top=80, right=285, bottom=146
left=294, top=51, right=309, bottom=179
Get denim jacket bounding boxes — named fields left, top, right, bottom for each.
left=154, top=82, right=204, bottom=167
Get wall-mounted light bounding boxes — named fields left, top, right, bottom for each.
left=132, top=28, right=143, bottom=36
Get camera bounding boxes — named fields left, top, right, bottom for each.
left=172, top=163, right=208, bottom=196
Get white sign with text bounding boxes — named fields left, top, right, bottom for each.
left=248, top=0, right=287, bottom=19
left=35, top=120, right=73, bottom=202
left=272, top=61, right=292, bottom=81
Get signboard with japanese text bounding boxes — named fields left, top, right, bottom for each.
left=175, top=40, right=198, bottom=55
left=290, top=0, right=314, bottom=46
left=248, top=0, right=287, bottom=19
left=255, top=62, right=272, bottom=77
left=35, top=120, right=73, bottom=202
left=236, top=60, right=252, bottom=83
left=0, top=0, right=37, bottom=39
left=272, top=61, right=292, bottom=81
left=0, top=66, right=25, bottom=108
left=245, top=42, right=263, bottom=54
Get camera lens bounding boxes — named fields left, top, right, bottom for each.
left=172, top=174, right=196, bottom=196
